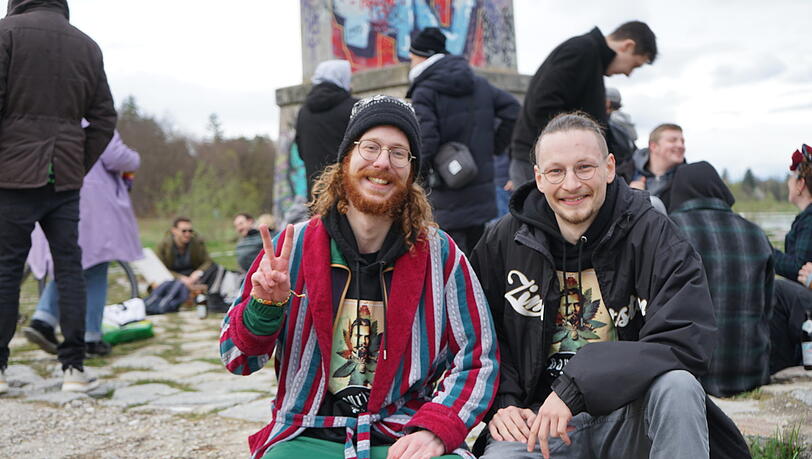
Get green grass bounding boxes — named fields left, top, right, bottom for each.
left=749, top=425, right=805, bottom=459
left=727, top=388, right=772, bottom=401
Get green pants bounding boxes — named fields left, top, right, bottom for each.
left=262, top=435, right=461, bottom=459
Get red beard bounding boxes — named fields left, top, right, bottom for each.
left=342, top=166, right=409, bottom=216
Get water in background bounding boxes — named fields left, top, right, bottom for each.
left=740, top=211, right=795, bottom=247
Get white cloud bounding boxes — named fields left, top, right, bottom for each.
left=2, top=0, right=810, bottom=179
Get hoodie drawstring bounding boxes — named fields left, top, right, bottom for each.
left=561, top=241, right=568, bottom=314
left=378, top=261, right=388, bottom=360
left=578, top=235, right=586, bottom=297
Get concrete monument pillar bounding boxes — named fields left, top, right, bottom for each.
left=274, top=0, right=529, bottom=218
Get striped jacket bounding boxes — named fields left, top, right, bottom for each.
left=219, top=217, right=499, bottom=459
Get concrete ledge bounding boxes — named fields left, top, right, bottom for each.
left=276, top=63, right=529, bottom=106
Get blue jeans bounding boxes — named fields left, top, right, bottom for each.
left=0, top=185, right=85, bottom=370
left=33, top=262, right=109, bottom=342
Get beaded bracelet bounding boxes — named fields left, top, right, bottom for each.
left=251, top=289, right=305, bottom=308
left=252, top=291, right=290, bottom=307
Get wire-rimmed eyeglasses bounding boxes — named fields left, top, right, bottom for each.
left=354, top=140, right=414, bottom=168
left=539, top=163, right=599, bottom=184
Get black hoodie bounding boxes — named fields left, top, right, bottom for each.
left=471, top=179, right=751, bottom=458
left=295, top=83, right=358, bottom=199
left=668, top=161, right=735, bottom=213
left=301, top=207, right=407, bottom=445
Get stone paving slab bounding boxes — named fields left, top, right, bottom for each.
left=791, top=389, right=812, bottom=406
left=134, top=391, right=262, bottom=414
left=126, top=344, right=175, bottom=357
left=181, top=330, right=222, bottom=341
left=117, top=370, right=177, bottom=382
left=179, top=340, right=220, bottom=355
left=761, top=382, right=812, bottom=394
left=5, top=364, right=44, bottom=387
left=710, top=398, right=760, bottom=415
left=27, top=391, right=90, bottom=406
left=218, top=397, right=272, bottom=423
left=111, top=355, right=171, bottom=370
left=103, top=383, right=181, bottom=407
left=160, top=361, right=221, bottom=378
left=771, top=366, right=812, bottom=384
left=186, top=371, right=276, bottom=394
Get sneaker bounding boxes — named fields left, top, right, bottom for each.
left=62, top=366, right=100, bottom=392
left=0, top=369, right=8, bottom=394
left=22, top=319, right=59, bottom=354
left=86, top=340, right=112, bottom=358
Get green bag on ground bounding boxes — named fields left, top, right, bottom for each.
left=102, top=320, right=154, bottom=345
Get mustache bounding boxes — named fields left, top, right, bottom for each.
left=357, top=169, right=399, bottom=183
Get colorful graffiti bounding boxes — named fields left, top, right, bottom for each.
left=330, top=0, right=486, bottom=70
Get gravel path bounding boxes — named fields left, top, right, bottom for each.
left=2, top=308, right=810, bottom=458
left=0, top=398, right=254, bottom=458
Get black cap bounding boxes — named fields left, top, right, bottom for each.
left=337, top=95, right=422, bottom=175
left=409, top=27, right=448, bottom=57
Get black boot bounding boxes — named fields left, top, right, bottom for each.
left=22, top=319, right=60, bottom=354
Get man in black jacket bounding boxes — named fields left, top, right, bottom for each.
left=295, top=59, right=358, bottom=200
left=0, top=0, right=116, bottom=393
left=510, top=21, right=656, bottom=188
left=471, top=113, right=750, bottom=458
left=406, top=27, right=519, bottom=255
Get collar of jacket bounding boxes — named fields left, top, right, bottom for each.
left=587, top=26, right=616, bottom=73
left=408, top=53, right=445, bottom=83
left=671, top=197, right=732, bottom=214
left=300, top=217, right=430, bottom=412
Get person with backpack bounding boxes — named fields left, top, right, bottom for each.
left=406, top=27, right=519, bottom=255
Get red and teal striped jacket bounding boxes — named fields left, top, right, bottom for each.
left=219, top=217, right=499, bottom=459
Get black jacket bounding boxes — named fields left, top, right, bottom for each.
left=407, top=55, right=519, bottom=229
left=0, top=0, right=117, bottom=191
left=295, top=82, right=357, bottom=199
left=511, top=27, right=615, bottom=164
left=471, top=179, right=750, bottom=458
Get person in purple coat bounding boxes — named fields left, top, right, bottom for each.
left=24, top=130, right=142, bottom=360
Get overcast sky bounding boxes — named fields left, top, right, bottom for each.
left=5, top=0, right=810, bottom=179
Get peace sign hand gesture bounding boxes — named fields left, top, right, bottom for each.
left=251, top=224, right=294, bottom=303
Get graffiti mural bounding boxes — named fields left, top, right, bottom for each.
left=300, top=0, right=516, bottom=77
left=326, top=0, right=503, bottom=71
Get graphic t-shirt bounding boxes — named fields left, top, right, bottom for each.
left=545, top=269, right=617, bottom=384
left=328, top=297, right=385, bottom=415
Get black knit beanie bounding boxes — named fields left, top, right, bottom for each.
left=409, top=27, right=448, bottom=57
left=337, top=95, right=422, bottom=174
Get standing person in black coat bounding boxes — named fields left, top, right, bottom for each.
left=0, top=0, right=117, bottom=394
left=406, top=27, right=519, bottom=255
left=295, top=59, right=358, bottom=200
left=510, top=21, right=657, bottom=187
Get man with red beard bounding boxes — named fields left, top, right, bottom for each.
left=471, top=113, right=750, bottom=459
left=220, top=95, right=498, bottom=459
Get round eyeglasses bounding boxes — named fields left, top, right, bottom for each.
left=540, top=163, right=599, bottom=184
left=354, top=140, right=414, bottom=168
